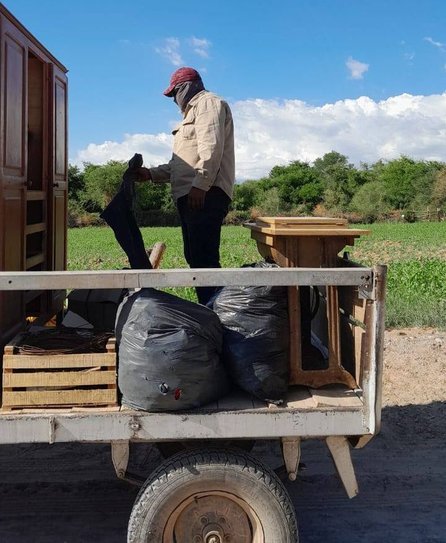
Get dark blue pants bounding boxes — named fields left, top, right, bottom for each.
left=177, top=186, right=230, bottom=305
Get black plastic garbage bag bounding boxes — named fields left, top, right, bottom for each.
left=212, top=262, right=289, bottom=404
left=100, top=153, right=151, bottom=269
left=116, top=288, right=229, bottom=411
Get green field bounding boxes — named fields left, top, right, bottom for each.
left=68, top=222, right=446, bottom=329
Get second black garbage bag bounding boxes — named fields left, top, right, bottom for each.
left=116, top=288, right=229, bottom=411
left=212, top=262, right=290, bottom=404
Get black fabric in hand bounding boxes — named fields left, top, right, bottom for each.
left=100, top=153, right=151, bottom=269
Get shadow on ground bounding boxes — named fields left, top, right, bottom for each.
left=0, top=402, right=445, bottom=542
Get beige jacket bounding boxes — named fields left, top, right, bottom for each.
left=149, top=90, right=235, bottom=201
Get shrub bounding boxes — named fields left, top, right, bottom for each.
left=224, top=210, right=250, bottom=225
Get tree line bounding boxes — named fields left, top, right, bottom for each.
left=68, top=151, right=446, bottom=226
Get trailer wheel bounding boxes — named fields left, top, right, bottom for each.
left=156, top=439, right=255, bottom=459
left=128, top=449, right=298, bottom=543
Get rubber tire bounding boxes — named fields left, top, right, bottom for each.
left=156, top=439, right=255, bottom=459
left=128, top=448, right=298, bottom=543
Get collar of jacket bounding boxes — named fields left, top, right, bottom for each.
left=183, top=89, right=208, bottom=116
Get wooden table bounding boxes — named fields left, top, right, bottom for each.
left=244, top=217, right=369, bottom=388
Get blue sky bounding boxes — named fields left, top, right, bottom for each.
left=4, top=0, right=446, bottom=179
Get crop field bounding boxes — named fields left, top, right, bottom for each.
left=68, top=222, right=446, bottom=328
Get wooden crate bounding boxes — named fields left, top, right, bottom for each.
left=1, top=334, right=117, bottom=410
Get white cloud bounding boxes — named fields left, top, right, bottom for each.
left=424, top=36, right=446, bottom=52
left=155, top=37, right=183, bottom=66
left=72, top=93, right=446, bottom=181
left=76, top=133, right=173, bottom=168
left=346, top=56, right=369, bottom=80
left=189, top=36, right=211, bottom=58
left=155, top=36, right=212, bottom=66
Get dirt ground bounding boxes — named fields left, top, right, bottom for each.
left=0, top=328, right=445, bottom=542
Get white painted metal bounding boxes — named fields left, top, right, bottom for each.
left=0, top=267, right=373, bottom=290
left=111, top=441, right=130, bottom=478
left=0, top=408, right=368, bottom=445
left=353, top=266, right=386, bottom=447
left=0, top=266, right=383, bottom=450
left=326, top=436, right=359, bottom=498
left=281, top=437, right=301, bottom=481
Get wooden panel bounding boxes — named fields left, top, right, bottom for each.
left=54, top=76, right=67, bottom=179
left=26, top=190, right=45, bottom=201
left=252, top=217, right=348, bottom=227
left=309, top=386, right=363, bottom=408
left=50, top=66, right=67, bottom=186
left=4, top=370, right=116, bottom=388
left=2, top=389, right=116, bottom=408
left=51, top=190, right=66, bottom=270
left=4, top=352, right=116, bottom=369
left=2, top=190, right=24, bottom=269
left=2, top=31, right=26, bottom=175
left=25, top=252, right=44, bottom=269
left=285, top=387, right=316, bottom=409
left=288, top=285, right=302, bottom=385
left=25, top=222, right=45, bottom=235
left=48, top=65, right=67, bottom=315
left=2, top=332, right=117, bottom=409
left=27, top=54, right=46, bottom=191
left=0, top=190, right=24, bottom=344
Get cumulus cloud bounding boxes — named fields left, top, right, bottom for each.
left=346, top=56, right=369, bottom=79
left=155, top=37, right=183, bottom=66
left=76, top=133, right=173, bottom=169
left=72, top=93, right=446, bottom=181
left=155, top=36, right=212, bottom=65
left=189, top=37, right=211, bottom=58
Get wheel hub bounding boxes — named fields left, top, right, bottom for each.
left=173, top=494, right=252, bottom=542
left=204, top=528, right=223, bottom=543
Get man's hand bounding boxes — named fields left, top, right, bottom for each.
left=137, top=167, right=152, bottom=182
left=187, top=187, right=206, bottom=210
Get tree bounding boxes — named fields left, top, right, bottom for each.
left=68, top=164, right=85, bottom=201
left=373, top=156, right=439, bottom=210
left=350, top=181, right=390, bottom=221
left=258, top=160, right=324, bottom=210
left=83, top=160, right=126, bottom=210
left=314, top=151, right=367, bottom=212
left=431, top=167, right=446, bottom=210
left=232, top=181, right=258, bottom=211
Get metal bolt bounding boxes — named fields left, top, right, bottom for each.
left=200, top=516, right=208, bottom=525
left=129, top=421, right=141, bottom=431
left=204, top=530, right=223, bottom=543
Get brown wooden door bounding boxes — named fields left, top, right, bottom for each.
left=48, top=64, right=68, bottom=315
left=0, top=16, right=27, bottom=343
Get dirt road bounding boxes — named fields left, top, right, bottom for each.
left=0, top=328, right=445, bottom=542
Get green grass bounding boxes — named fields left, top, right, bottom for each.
left=68, top=222, right=446, bottom=329
left=68, top=225, right=260, bottom=302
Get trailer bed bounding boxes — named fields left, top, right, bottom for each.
left=0, top=384, right=366, bottom=445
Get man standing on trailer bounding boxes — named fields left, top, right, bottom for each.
left=138, top=67, right=235, bottom=305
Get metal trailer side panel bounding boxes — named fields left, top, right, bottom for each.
left=0, top=408, right=369, bottom=445
left=0, top=267, right=383, bottom=447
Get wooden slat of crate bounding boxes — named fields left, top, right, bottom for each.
left=3, top=352, right=115, bottom=369
left=2, top=336, right=117, bottom=410
left=3, top=370, right=116, bottom=388
left=2, top=389, right=116, bottom=408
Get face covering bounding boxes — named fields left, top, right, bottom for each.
left=173, top=79, right=205, bottom=112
